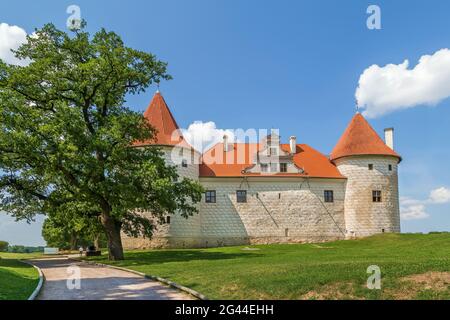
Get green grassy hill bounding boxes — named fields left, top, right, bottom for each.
left=88, top=233, right=450, bottom=300
left=0, top=254, right=40, bottom=300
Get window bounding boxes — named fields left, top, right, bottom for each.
left=236, top=190, right=247, bottom=203
left=261, top=164, right=269, bottom=173
left=269, top=147, right=278, bottom=156
left=280, top=163, right=287, bottom=173
left=166, top=216, right=171, bottom=224
left=181, top=159, right=188, bottom=168
left=270, top=163, right=278, bottom=172
left=373, top=190, right=382, bottom=202
left=368, top=164, right=373, bottom=170
left=388, top=164, right=393, bottom=171
left=324, top=190, right=334, bottom=203
left=205, top=190, right=216, bottom=203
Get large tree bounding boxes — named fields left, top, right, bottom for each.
left=0, top=23, right=203, bottom=260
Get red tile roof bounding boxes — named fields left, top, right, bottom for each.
left=135, top=92, right=192, bottom=148
left=200, top=143, right=345, bottom=179
left=330, top=113, right=401, bottom=161
left=138, top=93, right=398, bottom=178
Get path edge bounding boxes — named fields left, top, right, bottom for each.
left=21, top=260, right=44, bottom=300
left=70, top=258, right=208, bottom=300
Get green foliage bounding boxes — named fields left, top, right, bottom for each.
left=86, top=233, right=450, bottom=300
left=0, top=241, right=9, bottom=252
left=0, top=22, right=203, bottom=260
left=42, top=211, right=107, bottom=249
left=7, top=245, right=44, bottom=253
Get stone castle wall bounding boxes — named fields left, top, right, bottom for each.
left=123, top=174, right=348, bottom=249
left=198, top=177, right=347, bottom=247
left=122, top=151, right=401, bottom=249
left=335, top=155, right=401, bottom=238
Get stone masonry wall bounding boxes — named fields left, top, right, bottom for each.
left=198, top=177, right=346, bottom=247
left=335, top=155, right=400, bottom=238
left=123, top=172, right=347, bottom=249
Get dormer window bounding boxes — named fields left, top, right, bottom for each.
left=269, top=147, right=278, bottom=156
left=280, top=163, right=287, bottom=173
left=261, top=164, right=269, bottom=173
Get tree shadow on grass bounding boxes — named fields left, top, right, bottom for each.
left=107, top=250, right=263, bottom=266
left=0, top=258, right=34, bottom=269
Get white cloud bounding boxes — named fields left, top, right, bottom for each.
left=400, top=199, right=429, bottom=220
left=428, top=187, right=450, bottom=204
left=401, top=187, right=450, bottom=220
left=356, top=48, right=450, bottom=118
left=0, top=22, right=30, bottom=66
left=182, top=121, right=235, bottom=153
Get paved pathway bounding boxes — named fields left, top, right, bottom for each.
left=29, top=257, right=193, bottom=300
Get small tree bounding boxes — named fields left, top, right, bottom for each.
left=42, top=203, right=106, bottom=250
left=0, top=241, right=8, bottom=252
left=0, top=23, right=203, bottom=260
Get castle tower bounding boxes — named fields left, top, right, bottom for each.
left=330, top=113, right=401, bottom=238
left=122, top=91, right=202, bottom=249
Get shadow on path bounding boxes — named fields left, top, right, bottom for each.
left=29, top=258, right=193, bottom=300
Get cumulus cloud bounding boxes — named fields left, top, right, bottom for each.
left=401, top=187, right=450, bottom=220
left=0, top=22, right=30, bottom=66
left=429, top=187, right=450, bottom=204
left=400, top=199, right=429, bottom=220
left=356, top=48, right=450, bottom=118
left=182, top=121, right=235, bottom=153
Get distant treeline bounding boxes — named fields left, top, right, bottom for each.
left=0, top=241, right=44, bottom=253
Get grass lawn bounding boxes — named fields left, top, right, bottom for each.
left=0, top=253, right=41, bottom=300
left=0, top=252, right=44, bottom=260
left=86, top=233, right=450, bottom=300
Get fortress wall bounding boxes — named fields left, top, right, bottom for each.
left=198, top=177, right=346, bottom=247
left=335, top=155, right=400, bottom=238
left=123, top=175, right=347, bottom=249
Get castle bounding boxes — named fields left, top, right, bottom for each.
left=122, top=91, right=401, bottom=249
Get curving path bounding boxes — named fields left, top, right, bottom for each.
left=28, top=257, right=193, bottom=300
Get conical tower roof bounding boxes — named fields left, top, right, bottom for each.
left=138, top=91, right=190, bottom=148
left=330, top=113, right=401, bottom=161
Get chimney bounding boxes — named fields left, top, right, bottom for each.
left=223, top=134, right=229, bottom=152
left=384, top=128, right=394, bottom=150
left=289, top=136, right=297, bottom=154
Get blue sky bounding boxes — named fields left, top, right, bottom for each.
left=0, top=0, right=449, bottom=246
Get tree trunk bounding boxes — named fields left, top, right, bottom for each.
left=101, top=211, right=124, bottom=260
left=93, top=234, right=100, bottom=249
left=69, top=233, right=78, bottom=251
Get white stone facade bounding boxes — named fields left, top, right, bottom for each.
left=198, top=177, right=346, bottom=247
left=334, top=155, right=401, bottom=238
left=122, top=145, right=401, bottom=250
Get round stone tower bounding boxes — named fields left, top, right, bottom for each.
left=330, top=113, right=401, bottom=238
left=122, top=91, right=202, bottom=249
